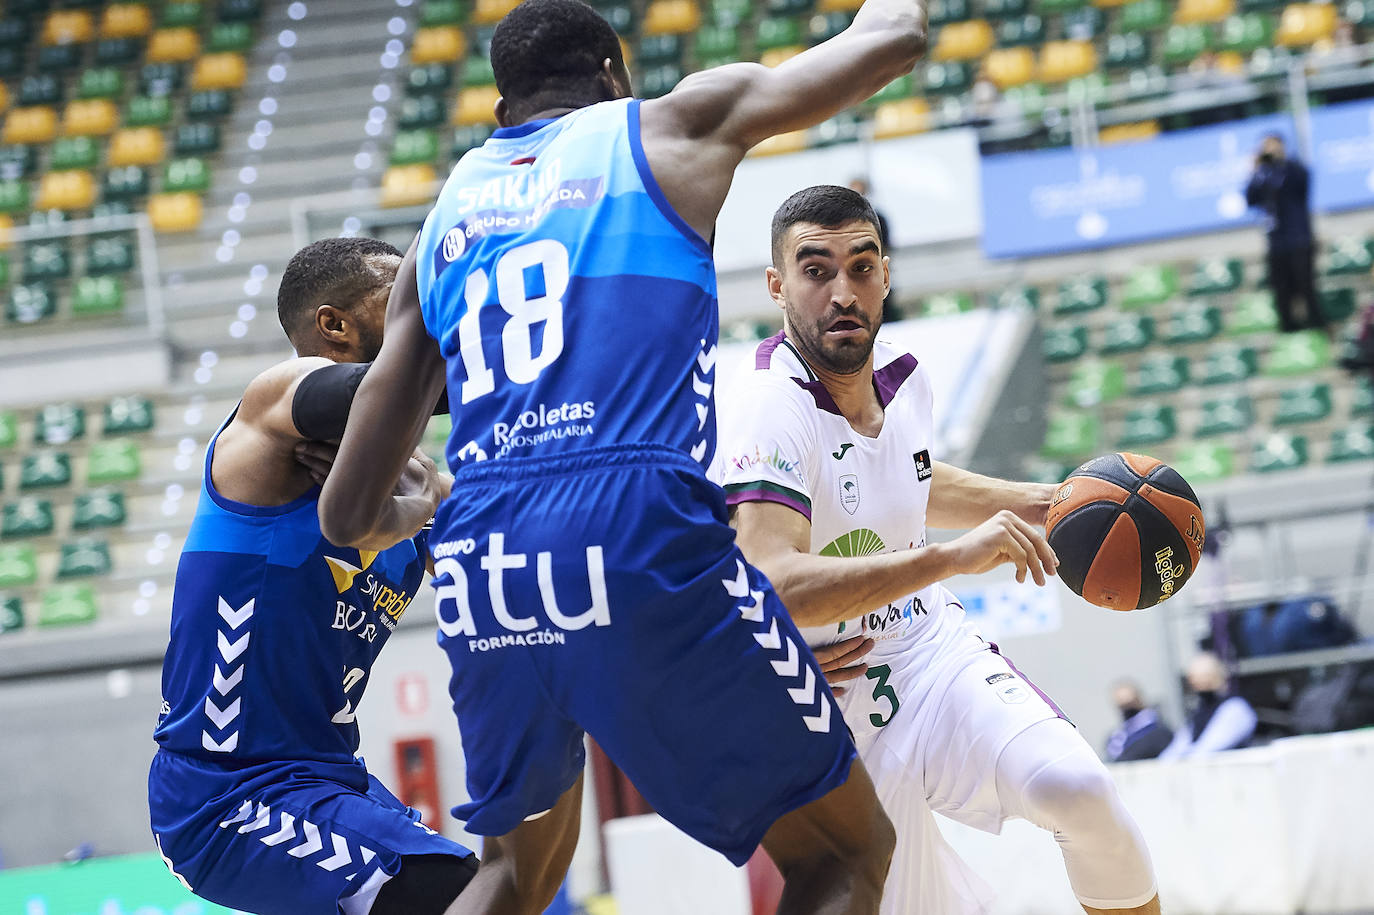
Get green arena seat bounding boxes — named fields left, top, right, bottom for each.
left=695, top=24, right=740, bottom=59
left=20, top=452, right=72, bottom=490
left=992, top=285, right=1039, bottom=310
left=1061, top=6, right=1105, bottom=38
left=1229, top=291, right=1278, bottom=335
left=592, top=3, right=633, bottom=33
left=1117, top=403, right=1177, bottom=448
left=984, top=0, right=1029, bottom=17
left=1065, top=359, right=1125, bottom=407
left=103, top=395, right=155, bottom=435
left=392, top=129, right=440, bottom=166
left=1274, top=382, right=1332, bottom=425
left=0, top=412, right=16, bottom=450
left=2, top=498, right=55, bottom=539
left=1120, top=0, right=1171, bottom=31
left=162, top=1, right=203, bottom=27
left=34, top=403, right=85, bottom=445
left=103, top=166, right=151, bottom=201
left=0, top=254, right=7, bottom=287
left=1197, top=344, right=1258, bottom=385
left=812, top=112, right=864, bottom=146
left=0, top=145, right=36, bottom=178
left=1099, top=314, right=1154, bottom=354
left=206, top=21, right=253, bottom=53
left=928, top=0, right=972, bottom=25
left=420, top=0, right=466, bottom=27
left=72, top=489, right=127, bottom=530
left=0, top=47, right=21, bottom=79
left=72, top=276, right=125, bottom=317
left=707, top=0, right=751, bottom=25
left=399, top=95, right=446, bottom=129
left=461, top=55, right=497, bottom=87
left=1319, top=287, right=1356, bottom=323
left=1218, top=13, right=1275, bottom=52
left=406, top=63, right=454, bottom=96
left=452, top=124, right=495, bottom=158
left=218, top=0, right=264, bottom=23
left=1171, top=442, right=1235, bottom=481
left=922, top=60, right=974, bottom=94
left=1043, top=324, right=1088, bottom=362
left=39, top=583, right=98, bottom=627
left=1265, top=330, right=1331, bottom=376
left=77, top=67, right=125, bottom=100
left=8, top=283, right=57, bottom=325
left=1121, top=264, right=1177, bottom=308
left=998, top=13, right=1045, bottom=45
left=1346, top=0, right=1374, bottom=26
left=1353, top=379, right=1374, bottom=417
left=1005, top=82, right=1047, bottom=115
left=1037, top=0, right=1085, bottom=11
left=0, top=596, right=22, bottom=634
left=1197, top=394, right=1254, bottom=437
left=1328, top=423, right=1374, bottom=462
left=1042, top=410, right=1099, bottom=459
left=86, top=439, right=141, bottom=482
left=1162, top=24, right=1212, bottom=66
left=57, top=537, right=112, bottom=579
left=0, top=544, right=38, bottom=588
left=1104, top=32, right=1151, bottom=68
left=24, top=241, right=72, bottom=281
left=1189, top=257, right=1243, bottom=295
left=757, top=15, right=804, bottom=50
left=0, top=179, right=29, bottom=215
left=1325, top=236, right=1374, bottom=275
left=96, top=38, right=143, bottom=66
left=163, top=158, right=211, bottom=193
left=923, top=291, right=974, bottom=317
left=0, top=18, right=30, bottom=49
left=87, top=235, right=135, bottom=275
left=186, top=90, right=233, bottom=120
left=807, top=11, right=856, bottom=45
left=125, top=95, right=173, bottom=127
left=51, top=136, right=100, bottom=171
left=1024, top=460, right=1076, bottom=485
left=1162, top=303, right=1222, bottom=345
left=1251, top=432, right=1308, bottom=472
left=139, top=63, right=185, bottom=98
left=174, top=123, right=221, bottom=155
left=767, top=0, right=814, bottom=13
left=638, top=64, right=683, bottom=98
left=870, top=74, right=916, bottom=104
left=19, top=75, right=63, bottom=107
left=1054, top=275, right=1109, bottom=314
left=1134, top=353, right=1189, bottom=395
left=639, top=33, right=684, bottom=64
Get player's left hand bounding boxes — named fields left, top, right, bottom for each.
left=295, top=440, right=339, bottom=486
left=814, top=635, right=875, bottom=696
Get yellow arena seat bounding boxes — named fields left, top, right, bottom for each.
left=381, top=164, right=438, bottom=208
left=1176, top=0, right=1234, bottom=23
left=36, top=170, right=96, bottom=211
left=1099, top=120, right=1160, bottom=144
left=64, top=99, right=119, bottom=137
left=1215, top=50, right=1246, bottom=73
left=147, top=27, right=201, bottom=63
left=932, top=20, right=995, bottom=61
left=0, top=83, right=8, bottom=116
left=819, top=0, right=865, bottom=11
left=984, top=47, right=1036, bottom=89
left=191, top=53, right=248, bottom=91
left=1039, top=40, right=1098, bottom=82
left=148, top=192, right=203, bottom=232
left=0, top=215, right=12, bottom=251
left=43, top=10, right=95, bottom=46
left=873, top=98, right=931, bottom=138
left=748, top=130, right=809, bottom=157
left=454, top=86, right=502, bottom=126
left=2, top=106, right=58, bottom=145
left=1092, top=0, right=1130, bottom=7
left=643, top=0, right=701, bottom=35
left=760, top=45, right=806, bottom=68
left=473, top=0, right=521, bottom=25
left=100, top=4, right=152, bottom=39
left=108, top=128, right=166, bottom=167
left=412, top=27, right=466, bottom=64
left=1277, top=3, right=1338, bottom=45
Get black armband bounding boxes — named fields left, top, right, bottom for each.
left=291, top=361, right=371, bottom=441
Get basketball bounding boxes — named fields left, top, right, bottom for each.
left=1045, top=453, right=1206, bottom=611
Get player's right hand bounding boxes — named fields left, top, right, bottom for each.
left=946, top=510, right=1058, bottom=586
left=394, top=448, right=444, bottom=513
left=814, top=635, right=875, bottom=697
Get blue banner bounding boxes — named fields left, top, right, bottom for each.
left=981, top=114, right=1293, bottom=258
left=1310, top=98, right=1374, bottom=213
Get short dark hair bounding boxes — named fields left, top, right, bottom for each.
left=771, top=185, right=883, bottom=268
left=490, top=0, right=624, bottom=118
left=277, top=237, right=401, bottom=348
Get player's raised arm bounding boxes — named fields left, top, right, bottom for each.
left=318, top=237, right=448, bottom=549
left=639, top=0, right=927, bottom=239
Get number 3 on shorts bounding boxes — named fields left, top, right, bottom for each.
left=866, top=663, right=900, bottom=728
left=456, top=239, right=569, bottom=403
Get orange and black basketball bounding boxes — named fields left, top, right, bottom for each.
left=1045, top=453, right=1206, bottom=611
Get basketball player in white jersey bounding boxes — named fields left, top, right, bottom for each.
left=718, top=185, right=1160, bottom=915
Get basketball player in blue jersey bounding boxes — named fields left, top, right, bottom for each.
left=148, top=238, right=478, bottom=915
left=318, top=0, right=927, bottom=911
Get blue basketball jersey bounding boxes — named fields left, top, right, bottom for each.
left=415, top=97, right=719, bottom=470
left=154, top=415, right=428, bottom=765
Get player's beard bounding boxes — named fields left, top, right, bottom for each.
left=785, top=302, right=879, bottom=376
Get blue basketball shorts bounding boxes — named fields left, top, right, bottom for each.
left=430, top=444, right=857, bottom=866
left=148, top=749, right=474, bottom=915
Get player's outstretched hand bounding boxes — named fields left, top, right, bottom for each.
left=294, top=440, right=338, bottom=486
left=814, top=635, right=875, bottom=697
left=947, top=510, right=1059, bottom=586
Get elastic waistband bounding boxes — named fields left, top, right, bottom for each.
left=451, top=443, right=705, bottom=487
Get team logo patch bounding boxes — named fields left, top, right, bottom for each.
left=839, top=474, right=860, bottom=515
left=913, top=449, right=933, bottom=482
left=987, top=672, right=1029, bottom=704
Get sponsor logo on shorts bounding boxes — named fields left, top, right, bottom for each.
left=1155, top=546, right=1185, bottom=602
left=839, top=474, right=860, bottom=514
left=492, top=400, right=596, bottom=459
left=913, top=449, right=933, bottom=482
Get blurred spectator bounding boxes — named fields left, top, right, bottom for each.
left=1105, top=680, right=1174, bottom=762
left=1245, top=134, right=1326, bottom=334
left=848, top=177, right=900, bottom=322
left=1161, top=652, right=1257, bottom=759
